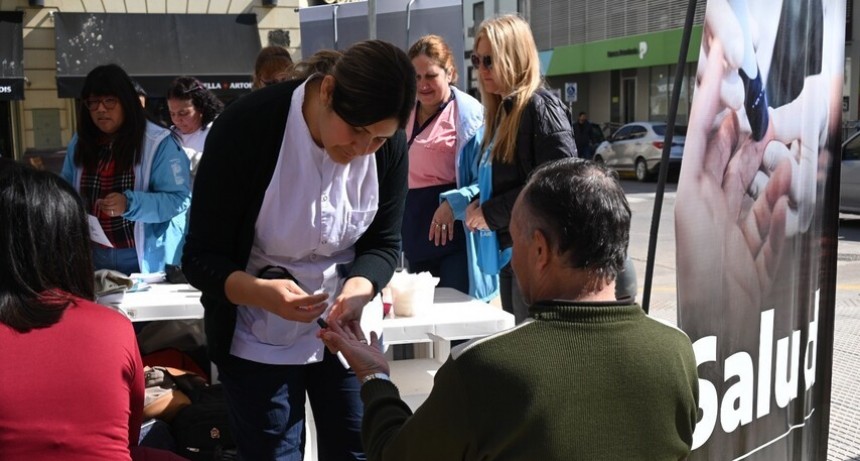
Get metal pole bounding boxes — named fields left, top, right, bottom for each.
left=332, top=4, right=340, bottom=50
left=406, top=0, right=416, bottom=48
left=641, top=0, right=697, bottom=314
left=368, top=0, right=377, bottom=40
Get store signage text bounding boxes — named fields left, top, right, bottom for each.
left=201, top=81, right=253, bottom=91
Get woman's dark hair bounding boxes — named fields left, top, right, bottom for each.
left=75, top=64, right=148, bottom=172
left=166, top=76, right=224, bottom=127
left=327, top=40, right=417, bottom=129
left=0, top=163, right=95, bottom=333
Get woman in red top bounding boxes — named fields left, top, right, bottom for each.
left=0, top=164, right=145, bottom=460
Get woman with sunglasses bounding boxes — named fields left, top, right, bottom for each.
left=253, top=45, right=294, bottom=89
left=61, top=64, right=191, bottom=276
left=402, top=34, right=498, bottom=301
left=166, top=76, right=223, bottom=183
left=182, top=40, right=416, bottom=461
left=466, top=15, right=577, bottom=324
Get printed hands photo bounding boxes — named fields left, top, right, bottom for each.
left=676, top=34, right=791, bottom=314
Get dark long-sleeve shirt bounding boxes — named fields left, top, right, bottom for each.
left=360, top=300, right=699, bottom=460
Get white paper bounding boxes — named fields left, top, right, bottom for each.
left=87, top=214, right=113, bottom=248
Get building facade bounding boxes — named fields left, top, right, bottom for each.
left=0, top=0, right=307, bottom=164
left=464, top=0, right=858, bottom=134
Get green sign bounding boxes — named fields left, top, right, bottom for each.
left=546, top=26, right=703, bottom=76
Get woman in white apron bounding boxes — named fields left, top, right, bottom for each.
left=182, top=41, right=416, bottom=461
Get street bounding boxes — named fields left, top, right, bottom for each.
left=619, top=179, right=860, bottom=461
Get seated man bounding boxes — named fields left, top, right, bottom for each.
left=320, top=158, right=699, bottom=460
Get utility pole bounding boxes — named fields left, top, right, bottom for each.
left=368, top=0, right=376, bottom=39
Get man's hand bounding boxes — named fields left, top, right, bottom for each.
left=318, top=319, right=389, bottom=382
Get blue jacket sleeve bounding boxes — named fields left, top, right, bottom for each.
left=439, top=129, right=483, bottom=221
left=122, top=136, right=191, bottom=223
left=61, top=135, right=78, bottom=186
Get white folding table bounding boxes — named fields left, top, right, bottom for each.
left=110, top=284, right=514, bottom=354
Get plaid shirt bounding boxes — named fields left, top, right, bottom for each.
left=79, top=145, right=136, bottom=249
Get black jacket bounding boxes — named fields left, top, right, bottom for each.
left=182, top=80, right=408, bottom=365
left=483, top=89, right=577, bottom=248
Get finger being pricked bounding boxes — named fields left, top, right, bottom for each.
left=318, top=318, right=371, bottom=352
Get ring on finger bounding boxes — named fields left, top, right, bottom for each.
left=441, top=224, right=448, bottom=230
left=359, top=339, right=368, bottom=344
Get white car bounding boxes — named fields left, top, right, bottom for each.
left=841, top=131, right=860, bottom=214
left=593, top=122, right=686, bottom=181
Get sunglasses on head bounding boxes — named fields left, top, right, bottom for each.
left=262, top=77, right=287, bottom=87
left=470, top=53, right=493, bottom=70
left=181, top=84, right=204, bottom=95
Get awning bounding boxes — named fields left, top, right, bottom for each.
left=54, top=13, right=261, bottom=98
left=0, top=11, right=25, bottom=101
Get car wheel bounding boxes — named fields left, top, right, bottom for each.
left=635, top=158, right=652, bottom=182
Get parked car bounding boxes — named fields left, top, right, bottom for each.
left=593, top=122, right=686, bottom=181
left=841, top=130, right=860, bottom=213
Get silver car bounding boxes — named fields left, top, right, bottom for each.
left=593, top=122, right=686, bottom=182
left=842, top=131, right=860, bottom=213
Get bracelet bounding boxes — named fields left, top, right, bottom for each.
left=360, top=372, right=391, bottom=385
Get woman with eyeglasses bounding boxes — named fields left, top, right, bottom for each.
left=166, top=76, right=224, bottom=182
left=401, top=34, right=498, bottom=301
left=466, top=15, right=577, bottom=324
left=182, top=40, right=416, bottom=461
left=61, top=64, right=191, bottom=276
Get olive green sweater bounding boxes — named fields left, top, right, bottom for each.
left=361, top=300, right=699, bottom=460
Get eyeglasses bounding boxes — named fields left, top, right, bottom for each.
left=85, top=97, right=119, bottom=111
left=181, top=84, right=204, bottom=95
left=470, top=53, right=493, bottom=70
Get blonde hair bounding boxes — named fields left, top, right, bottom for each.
left=408, top=34, right=458, bottom=83
left=475, top=15, right=543, bottom=164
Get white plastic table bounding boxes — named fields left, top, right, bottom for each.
left=111, top=285, right=514, bottom=354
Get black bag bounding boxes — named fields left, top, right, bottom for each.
left=170, top=385, right=237, bottom=461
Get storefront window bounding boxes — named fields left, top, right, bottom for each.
left=649, top=66, right=670, bottom=122
left=650, top=64, right=694, bottom=124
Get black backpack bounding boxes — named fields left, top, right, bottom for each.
left=169, top=384, right=237, bottom=460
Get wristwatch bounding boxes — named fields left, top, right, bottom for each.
left=360, top=372, right=391, bottom=385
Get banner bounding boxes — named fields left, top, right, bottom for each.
left=675, top=0, right=843, bottom=459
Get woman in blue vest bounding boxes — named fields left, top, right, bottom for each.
left=61, top=64, right=190, bottom=275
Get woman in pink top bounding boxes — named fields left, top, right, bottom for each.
left=402, top=35, right=495, bottom=298
left=0, top=163, right=146, bottom=461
